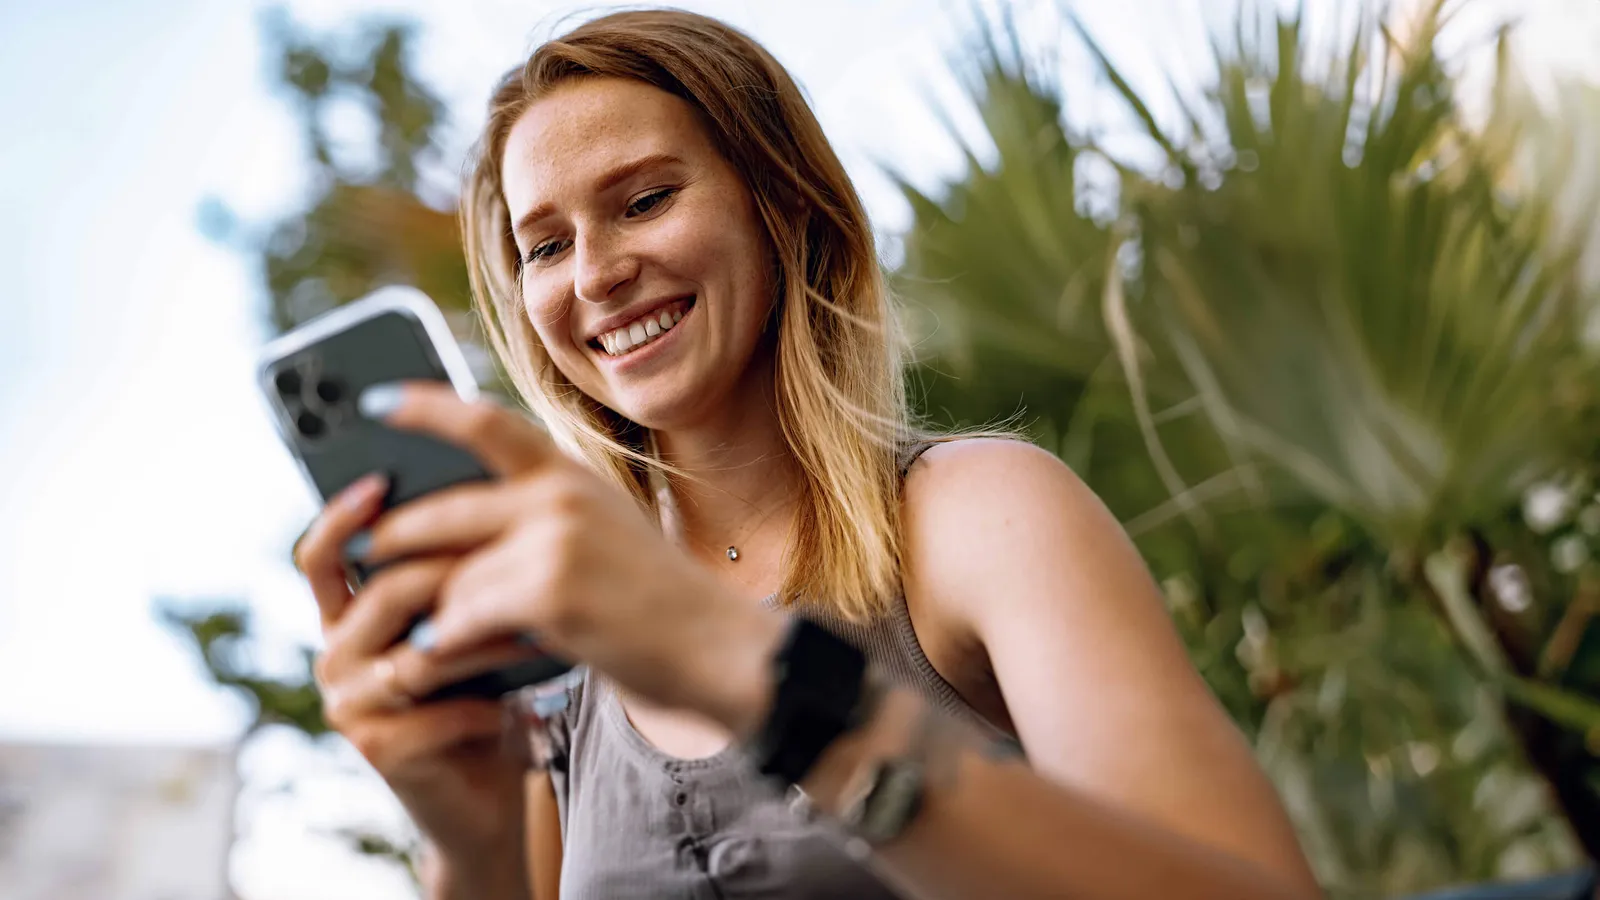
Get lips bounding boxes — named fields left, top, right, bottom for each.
left=589, top=296, right=695, bottom=357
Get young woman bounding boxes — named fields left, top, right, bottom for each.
left=294, top=9, right=1320, bottom=900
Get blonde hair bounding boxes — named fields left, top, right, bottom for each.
left=462, top=9, right=931, bottom=620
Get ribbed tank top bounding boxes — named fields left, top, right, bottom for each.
left=540, top=441, right=1012, bottom=899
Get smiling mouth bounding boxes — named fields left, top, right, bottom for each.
left=588, top=296, right=696, bottom=358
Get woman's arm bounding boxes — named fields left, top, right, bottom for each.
left=715, top=439, right=1321, bottom=900
left=416, top=769, right=558, bottom=900
left=420, top=841, right=531, bottom=900
left=526, top=771, right=562, bottom=900
left=791, top=684, right=1316, bottom=900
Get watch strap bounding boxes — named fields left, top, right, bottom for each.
left=841, top=757, right=926, bottom=848
left=838, top=683, right=945, bottom=849
left=747, top=618, right=870, bottom=787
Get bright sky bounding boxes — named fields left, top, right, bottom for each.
left=0, top=1, right=1594, bottom=898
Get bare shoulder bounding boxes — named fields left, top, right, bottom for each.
left=902, top=438, right=1317, bottom=888
left=897, top=438, right=1113, bottom=709
left=905, top=437, right=1083, bottom=506
left=902, top=437, right=1118, bottom=623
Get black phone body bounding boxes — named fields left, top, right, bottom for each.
left=258, top=286, right=571, bottom=701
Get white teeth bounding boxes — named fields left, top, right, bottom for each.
left=597, top=301, right=692, bottom=356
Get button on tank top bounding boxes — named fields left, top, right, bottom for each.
left=539, top=441, right=1016, bottom=899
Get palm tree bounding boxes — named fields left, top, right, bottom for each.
left=895, top=2, right=1599, bottom=895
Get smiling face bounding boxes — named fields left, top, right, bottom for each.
left=500, top=76, right=776, bottom=431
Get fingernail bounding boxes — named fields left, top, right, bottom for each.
left=339, top=473, right=386, bottom=509
left=358, top=383, right=405, bottom=419
left=342, top=530, right=373, bottom=562
left=408, top=618, right=439, bottom=653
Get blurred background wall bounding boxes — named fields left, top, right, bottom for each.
left=2, top=2, right=1599, bottom=899
left=0, top=743, right=236, bottom=900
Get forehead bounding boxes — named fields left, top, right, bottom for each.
left=500, top=77, right=717, bottom=210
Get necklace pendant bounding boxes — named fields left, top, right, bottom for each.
left=726, top=546, right=739, bottom=561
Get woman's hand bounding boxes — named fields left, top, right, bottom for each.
left=295, top=472, right=535, bottom=892
left=341, top=382, right=787, bottom=735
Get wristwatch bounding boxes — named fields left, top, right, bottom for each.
left=746, top=617, right=873, bottom=786
left=745, top=617, right=929, bottom=848
left=837, top=754, right=926, bottom=852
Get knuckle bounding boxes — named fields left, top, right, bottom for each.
left=312, top=653, right=334, bottom=686
left=295, top=521, right=328, bottom=570
left=348, top=727, right=385, bottom=764
left=534, top=478, right=590, bottom=536
left=321, top=692, right=352, bottom=732
left=547, top=509, right=585, bottom=550
left=462, top=401, right=502, bottom=441
left=546, top=478, right=588, bottom=517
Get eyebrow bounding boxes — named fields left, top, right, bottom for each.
left=511, top=152, right=687, bottom=241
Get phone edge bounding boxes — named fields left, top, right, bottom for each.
left=254, top=285, right=482, bottom=503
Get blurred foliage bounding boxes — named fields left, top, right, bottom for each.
left=899, top=1, right=1600, bottom=896
left=157, top=600, right=328, bottom=737
left=166, top=2, right=1600, bottom=898
left=201, top=9, right=476, bottom=341
left=171, top=8, right=463, bottom=885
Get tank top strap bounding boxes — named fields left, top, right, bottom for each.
left=896, top=437, right=939, bottom=481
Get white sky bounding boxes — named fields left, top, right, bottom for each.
left=0, top=1, right=1595, bottom=898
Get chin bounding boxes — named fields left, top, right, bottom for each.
left=608, top=392, right=710, bottom=433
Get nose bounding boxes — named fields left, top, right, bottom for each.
left=572, top=227, right=639, bottom=306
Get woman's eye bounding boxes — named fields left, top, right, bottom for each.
left=524, top=239, right=569, bottom=266
left=626, top=188, right=676, bottom=217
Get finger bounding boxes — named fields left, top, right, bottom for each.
left=425, top=538, right=562, bottom=659
left=323, top=654, right=414, bottom=720
left=354, top=480, right=525, bottom=566
left=331, top=556, right=455, bottom=659
left=342, top=700, right=507, bottom=772
left=328, top=641, right=545, bottom=718
left=297, top=473, right=389, bottom=627
left=358, top=381, right=556, bottom=476
left=401, top=640, right=551, bottom=699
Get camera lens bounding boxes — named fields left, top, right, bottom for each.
left=295, top=411, right=326, bottom=438
left=274, top=368, right=302, bottom=396
left=314, top=377, right=343, bottom=404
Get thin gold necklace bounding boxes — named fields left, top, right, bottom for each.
left=658, top=477, right=795, bottom=563
left=647, top=434, right=796, bottom=563
left=715, top=492, right=793, bottom=561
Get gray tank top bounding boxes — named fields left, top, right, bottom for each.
left=540, top=441, right=1013, bottom=899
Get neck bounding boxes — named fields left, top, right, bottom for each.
left=652, top=350, right=800, bottom=574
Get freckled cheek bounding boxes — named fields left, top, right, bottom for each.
left=641, top=213, right=716, bottom=275
left=720, top=233, right=775, bottom=334
left=522, top=289, right=586, bottom=368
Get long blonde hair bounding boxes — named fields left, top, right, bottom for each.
left=462, top=9, right=926, bottom=620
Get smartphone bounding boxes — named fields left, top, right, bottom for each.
left=258, top=285, right=573, bottom=701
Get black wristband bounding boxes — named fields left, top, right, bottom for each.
left=746, top=618, right=870, bottom=787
